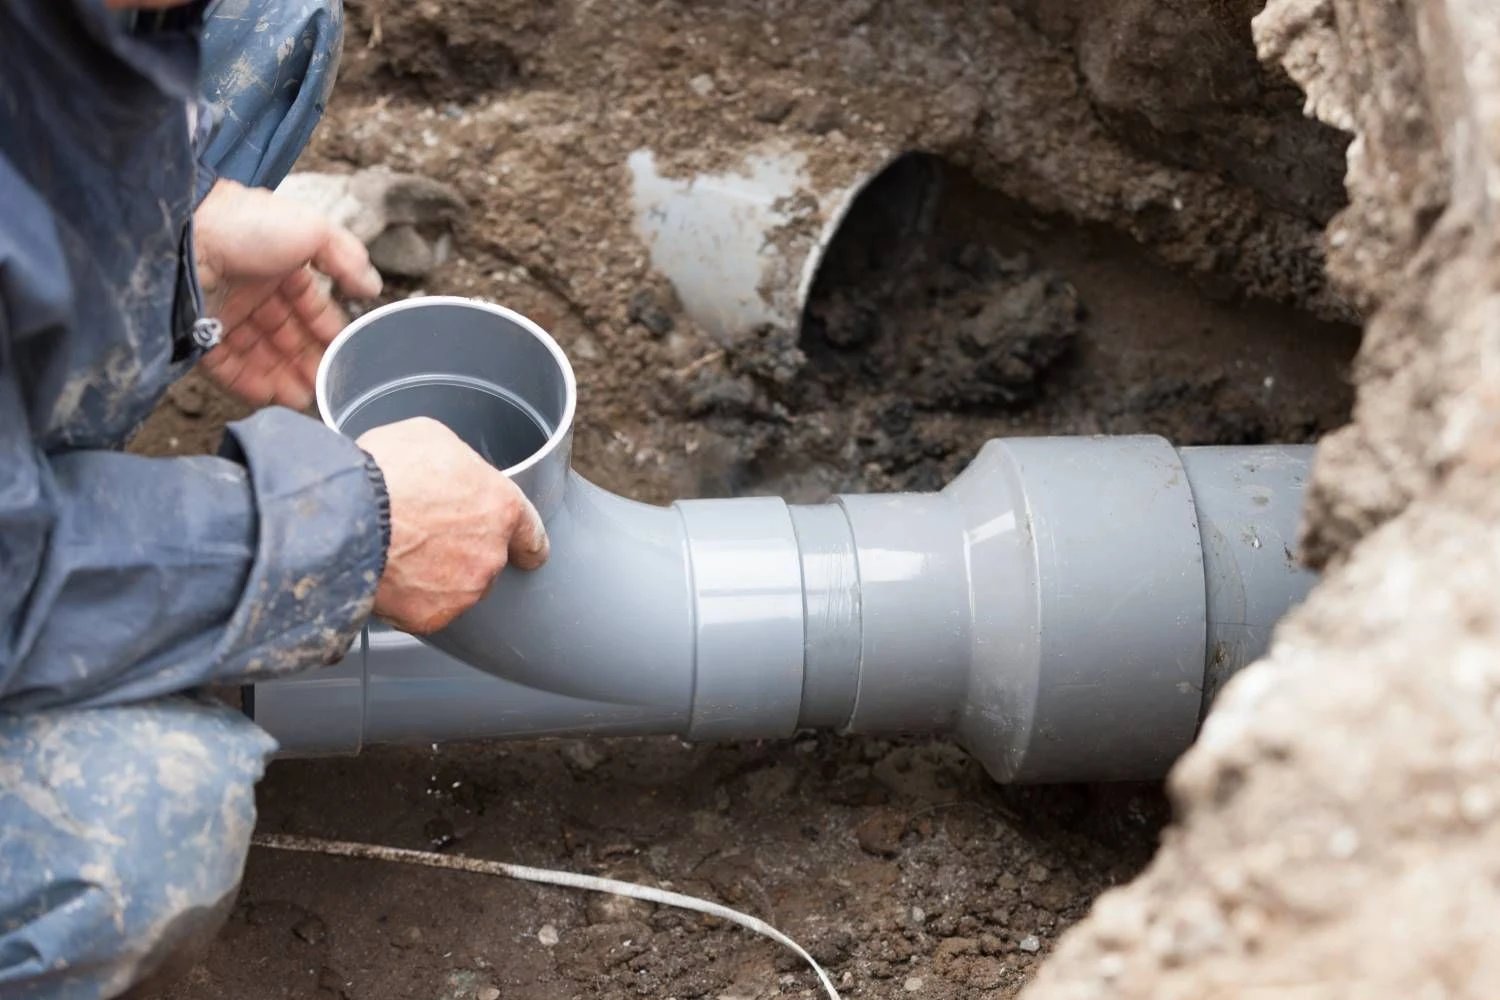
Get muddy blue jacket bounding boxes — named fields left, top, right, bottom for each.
left=0, top=0, right=384, bottom=712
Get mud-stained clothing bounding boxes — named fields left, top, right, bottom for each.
left=0, top=701, right=276, bottom=999
left=0, top=2, right=365, bottom=997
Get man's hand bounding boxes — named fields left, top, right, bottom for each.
left=357, top=418, right=550, bottom=634
left=194, top=179, right=384, bottom=411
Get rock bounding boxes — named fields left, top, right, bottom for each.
left=799, top=99, right=843, bottom=135
left=537, top=924, right=560, bottom=947
left=561, top=741, right=607, bottom=772
left=477, top=988, right=501, bottom=1000
left=437, top=969, right=480, bottom=1000
left=628, top=288, right=676, bottom=336
left=854, top=810, right=906, bottom=857
left=752, top=92, right=797, bottom=124
left=684, top=371, right=760, bottom=418
left=1252, top=0, right=1455, bottom=566
left=276, top=168, right=465, bottom=278
left=291, top=915, right=327, bottom=946
left=950, top=274, right=1080, bottom=406
left=368, top=224, right=444, bottom=279
left=725, top=323, right=804, bottom=386
left=570, top=334, right=602, bottom=362
left=1018, top=934, right=1042, bottom=953
left=808, top=926, right=855, bottom=966
left=903, top=976, right=925, bottom=992
left=348, top=169, right=465, bottom=232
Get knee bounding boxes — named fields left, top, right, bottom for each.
left=0, top=700, right=276, bottom=999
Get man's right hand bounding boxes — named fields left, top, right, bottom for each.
left=357, top=417, right=549, bottom=634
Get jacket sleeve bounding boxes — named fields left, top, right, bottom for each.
left=0, top=4, right=387, bottom=714
left=0, top=390, right=386, bottom=712
left=0, top=321, right=387, bottom=713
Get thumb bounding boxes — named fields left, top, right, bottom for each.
left=507, top=489, right=550, bottom=572
left=312, top=222, right=384, bottom=300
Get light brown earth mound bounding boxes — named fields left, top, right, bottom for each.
left=1024, top=3, right=1500, bottom=998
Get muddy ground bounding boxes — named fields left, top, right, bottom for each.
left=135, top=2, right=1364, bottom=998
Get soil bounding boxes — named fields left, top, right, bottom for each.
left=1022, top=4, right=1500, bottom=999
left=158, top=739, right=1168, bottom=1000
left=131, top=2, right=1369, bottom=998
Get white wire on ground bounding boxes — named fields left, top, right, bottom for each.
left=251, top=833, right=841, bottom=1000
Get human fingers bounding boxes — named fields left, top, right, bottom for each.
left=311, top=223, right=383, bottom=300
left=359, top=418, right=549, bottom=634
left=204, top=323, right=312, bottom=409
left=281, top=267, right=351, bottom=350
left=256, top=290, right=324, bottom=391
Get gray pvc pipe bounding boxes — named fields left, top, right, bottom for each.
left=250, top=297, right=1316, bottom=784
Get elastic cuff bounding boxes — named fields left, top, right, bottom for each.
left=362, top=450, right=392, bottom=581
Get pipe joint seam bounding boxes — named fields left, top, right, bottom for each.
left=675, top=497, right=805, bottom=742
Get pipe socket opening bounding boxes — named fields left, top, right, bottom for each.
left=316, top=296, right=577, bottom=517
left=801, top=150, right=944, bottom=311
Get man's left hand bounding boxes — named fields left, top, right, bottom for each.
left=194, top=179, right=384, bottom=411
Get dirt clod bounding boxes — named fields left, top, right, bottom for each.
left=855, top=811, right=908, bottom=858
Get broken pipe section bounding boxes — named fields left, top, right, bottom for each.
left=249, top=296, right=1315, bottom=785
left=626, top=142, right=941, bottom=347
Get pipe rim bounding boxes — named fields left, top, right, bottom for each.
left=315, top=295, right=578, bottom=480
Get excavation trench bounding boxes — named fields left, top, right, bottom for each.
left=146, top=162, right=1359, bottom=999
left=137, top=3, right=1363, bottom=997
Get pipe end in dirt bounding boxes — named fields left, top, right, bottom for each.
left=626, top=143, right=941, bottom=347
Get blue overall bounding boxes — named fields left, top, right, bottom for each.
left=0, top=3, right=373, bottom=997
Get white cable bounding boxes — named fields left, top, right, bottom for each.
left=252, top=833, right=842, bottom=1000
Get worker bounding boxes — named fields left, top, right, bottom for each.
left=0, top=2, right=549, bottom=997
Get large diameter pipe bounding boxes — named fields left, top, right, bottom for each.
left=626, top=144, right=940, bottom=348
left=250, top=297, right=1315, bottom=784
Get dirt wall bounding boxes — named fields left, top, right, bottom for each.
left=1022, top=3, right=1500, bottom=997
